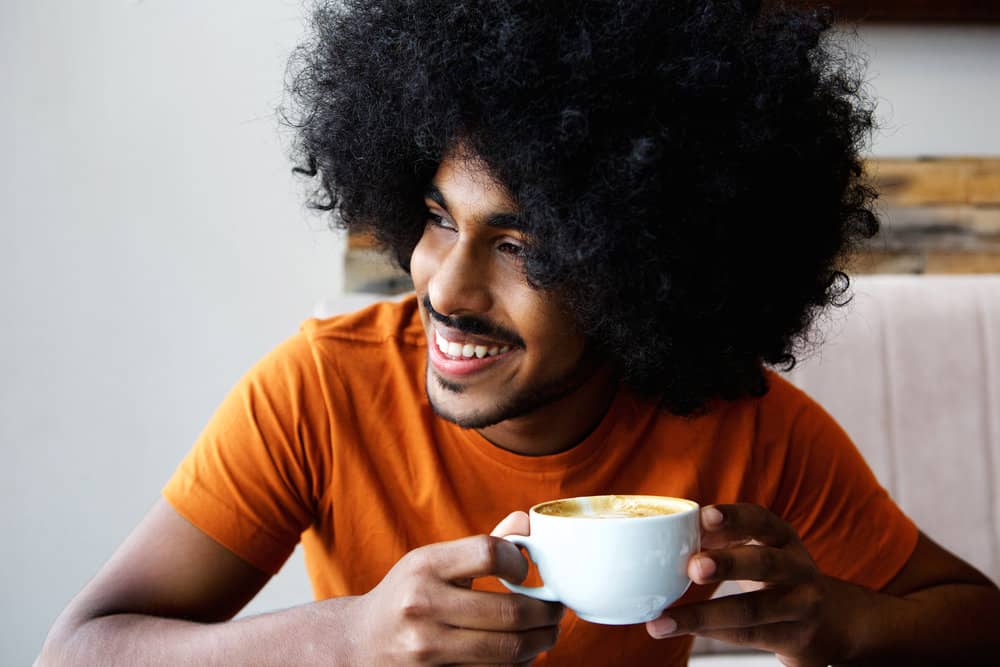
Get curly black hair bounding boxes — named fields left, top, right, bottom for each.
left=286, top=0, right=879, bottom=416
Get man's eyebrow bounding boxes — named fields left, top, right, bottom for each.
left=424, top=184, right=526, bottom=231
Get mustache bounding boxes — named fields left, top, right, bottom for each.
left=422, top=295, right=525, bottom=348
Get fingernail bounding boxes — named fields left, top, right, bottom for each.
left=703, top=506, right=724, bottom=527
left=695, top=556, right=716, bottom=579
left=649, top=615, right=677, bottom=638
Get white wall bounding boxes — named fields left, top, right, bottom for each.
left=852, top=24, right=1000, bottom=156
left=1, top=5, right=998, bottom=665
left=2, top=2, right=337, bottom=664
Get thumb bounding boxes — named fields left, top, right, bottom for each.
left=490, top=510, right=530, bottom=537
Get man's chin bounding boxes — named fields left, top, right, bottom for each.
left=424, top=362, right=597, bottom=431
left=426, top=373, right=511, bottom=429
left=429, top=403, right=509, bottom=430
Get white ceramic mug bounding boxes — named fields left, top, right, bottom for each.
left=498, top=495, right=700, bottom=625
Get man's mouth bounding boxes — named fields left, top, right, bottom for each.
left=434, top=330, right=511, bottom=359
left=428, top=326, right=518, bottom=376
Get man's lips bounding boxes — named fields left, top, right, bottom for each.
left=428, top=327, right=517, bottom=377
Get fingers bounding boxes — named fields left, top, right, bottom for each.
left=678, top=620, right=804, bottom=654
left=430, top=586, right=564, bottom=631
left=688, top=544, right=816, bottom=586
left=699, top=504, right=799, bottom=550
left=401, top=623, right=558, bottom=664
left=424, top=535, right=531, bottom=583
left=397, top=534, right=563, bottom=631
left=643, top=507, right=829, bottom=661
left=491, top=511, right=530, bottom=538
left=448, top=625, right=558, bottom=663
left=693, top=504, right=816, bottom=590
left=369, top=536, right=563, bottom=665
left=647, top=585, right=820, bottom=639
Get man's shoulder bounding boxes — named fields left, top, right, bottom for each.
left=301, top=293, right=426, bottom=350
left=755, top=368, right=841, bottom=442
left=761, top=369, right=809, bottom=406
left=617, top=369, right=815, bottom=430
left=690, top=369, right=825, bottom=438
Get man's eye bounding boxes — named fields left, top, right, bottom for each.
left=427, top=213, right=455, bottom=231
left=498, top=241, right=524, bottom=257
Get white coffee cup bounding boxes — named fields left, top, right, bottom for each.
left=498, top=494, right=700, bottom=625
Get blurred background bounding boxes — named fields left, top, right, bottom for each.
left=2, top=2, right=998, bottom=665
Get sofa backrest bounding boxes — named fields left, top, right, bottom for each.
left=785, top=274, right=999, bottom=584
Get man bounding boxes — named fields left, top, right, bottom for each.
left=39, top=1, right=1000, bottom=665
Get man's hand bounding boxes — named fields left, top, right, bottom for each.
left=645, top=503, right=863, bottom=667
left=352, top=523, right=563, bottom=665
left=38, top=500, right=561, bottom=667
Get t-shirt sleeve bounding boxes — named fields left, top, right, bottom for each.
left=765, top=380, right=919, bottom=592
left=163, top=331, right=331, bottom=575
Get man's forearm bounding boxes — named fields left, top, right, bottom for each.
left=839, top=581, right=1000, bottom=666
left=37, top=596, right=363, bottom=667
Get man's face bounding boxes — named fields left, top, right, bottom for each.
left=410, top=154, right=593, bottom=430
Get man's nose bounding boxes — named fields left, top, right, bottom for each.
left=426, top=240, right=493, bottom=317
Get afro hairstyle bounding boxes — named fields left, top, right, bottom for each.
left=286, top=0, right=879, bottom=415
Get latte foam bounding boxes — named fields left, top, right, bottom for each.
left=535, top=494, right=692, bottom=518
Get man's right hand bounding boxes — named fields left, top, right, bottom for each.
left=349, top=535, right=564, bottom=665
left=38, top=500, right=560, bottom=666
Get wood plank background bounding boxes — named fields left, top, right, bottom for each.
left=859, top=158, right=1000, bottom=273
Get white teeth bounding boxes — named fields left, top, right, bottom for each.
left=435, top=330, right=514, bottom=359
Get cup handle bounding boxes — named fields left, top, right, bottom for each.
left=497, top=535, right=560, bottom=602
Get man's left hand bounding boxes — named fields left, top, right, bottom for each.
left=646, top=503, right=866, bottom=667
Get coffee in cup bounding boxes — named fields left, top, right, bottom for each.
left=535, top=495, right=683, bottom=519
left=499, top=494, right=699, bottom=625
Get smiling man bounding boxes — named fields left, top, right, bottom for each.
left=415, top=153, right=613, bottom=451
left=39, top=1, right=1000, bottom=665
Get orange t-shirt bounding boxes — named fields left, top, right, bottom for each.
left=163, top=296, right=917, bottom=665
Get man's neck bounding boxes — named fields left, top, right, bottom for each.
left=476, top=366, right=618, bottom=456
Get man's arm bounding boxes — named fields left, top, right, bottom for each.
left=38, top=500, right=562, bottom=666
left=837, top=530, right=1000, bottom=666
left=645, top=504, right=1000, bottom=666
left=36, top=499, right=357, bottom=665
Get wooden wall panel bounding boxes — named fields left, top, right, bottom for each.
left=868, top=159, right=1000, bottom=206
